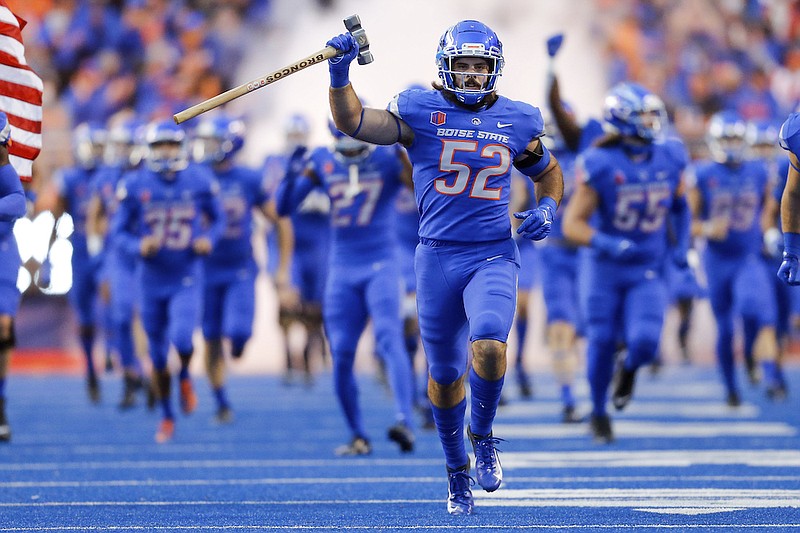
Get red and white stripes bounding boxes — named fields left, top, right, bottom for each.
left=0, top=1, right=42, bottom=182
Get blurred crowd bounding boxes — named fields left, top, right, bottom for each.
left=10, top=0, right=271, bottom=183
left=594, top=0, right=800, bottom=157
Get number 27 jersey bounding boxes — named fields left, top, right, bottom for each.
left=390, top=88, right=545, bottom=243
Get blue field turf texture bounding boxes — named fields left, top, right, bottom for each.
left=1, top=363, right=799, bottom=532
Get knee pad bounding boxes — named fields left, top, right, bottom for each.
left=429, top=364, right=461, bottom=386
left=469, top=310, right=507, bottom=342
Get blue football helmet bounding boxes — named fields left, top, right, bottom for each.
left=104, top=117, right=144, bottom=169
left=745, top=119, right=779, bottom=160
left=328, top=120, right=373, bottom=163
left=73, top=122, right=107, bottom=170
left=707, top=110, right=747, bottom=164
left=191, top=114, right=245, bottom=164
left=144, top=120, right=188, bottom=174
left=436, top=20, right=504, bottom=106
left=603, top=82, right=666, bottom=141
left=284, top=113, right=310, bottom=151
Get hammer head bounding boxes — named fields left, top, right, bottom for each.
left=343, top=14, right=373, bottom=65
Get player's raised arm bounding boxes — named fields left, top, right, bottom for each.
left=327, top=33, right=414, bottom=146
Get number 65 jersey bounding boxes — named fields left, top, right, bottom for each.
left=389, top=88, right=545, bottom=243
left=579, top=137, right=688, bottom=268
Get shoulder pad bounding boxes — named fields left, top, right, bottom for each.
left=660, top=137, right=689, bottom=168
left=779, top=113, right=800, bottom=153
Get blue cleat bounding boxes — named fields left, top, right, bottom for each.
left=467, top=425, right=503, bottom=492
left=446, top=463, right=474, bottom=515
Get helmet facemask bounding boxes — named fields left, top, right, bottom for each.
left=436, top=20, right=504, bottom=106
left=333, top=135, right=373, bottom=164
left=147, top=141, right=188, bottom=175
left=707, top=113, right=747, bottom=165
left=603, top=83, right=668, bottom=145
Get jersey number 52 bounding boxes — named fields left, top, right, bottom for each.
left=435, top=140, right=510, bottom=200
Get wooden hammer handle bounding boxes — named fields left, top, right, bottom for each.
left=174, top=46, right=339, bottom=124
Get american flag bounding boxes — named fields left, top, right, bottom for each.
left=0, top=1, right=41, bottom=182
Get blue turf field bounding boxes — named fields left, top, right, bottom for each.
left=1, top=364, right=799, bottom=531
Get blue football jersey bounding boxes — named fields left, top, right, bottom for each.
left=394, top=186, right=420, bottom=249
left=307, top=145, right=405, bottom=264
left=389, top=88, right=545, bottom=242
left=112, top=163, right=225, bottom=285
left=578, top=138, right=688, bottom=265
left=692, top=158, right=768, bottom=256
left=779, top=112, right=800, bottom=156
left=55, top=166, right=99, bottom=250
left=205, top=164, right=269, bottom=273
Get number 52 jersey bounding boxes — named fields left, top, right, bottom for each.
left=389, top=88, right=545, bottom=243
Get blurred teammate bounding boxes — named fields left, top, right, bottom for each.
left=86, top=114, right=148, bottom=409
left=563, top=82, right=690, bottom=443
left=275, top=122, right=416, bottom=456
left=0, top=112, right=29, bottom=441
left=263, top=114, right=328, bottom=385
left=393, top=178, right=432, bottom=426
left=192, top=113, right=293, bottom=423
left=51, top=122, right=108, bottom=402
left=112, top=120, right=225, bottom=443
left=754, top=120, right=790, bottom=398
left=778, top=112, right=800, bottom=287
left=509, top=173, right=537, bottom=400
left=534, top=33, right=605, bottom=419
left=326, top=20, right=563, bottom=514
left=689, top=111, right=781, bottom=405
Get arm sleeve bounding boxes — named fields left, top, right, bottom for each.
left=202, top=180, right=227, bottom=246
left=669, top=194, right=691, bottom=258
left=0, top=164, right=26, bottom=221
left=109, top=184, right=142, bottom=258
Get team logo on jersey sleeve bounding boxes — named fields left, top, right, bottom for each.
left=430, top=111, right=446, bottom=126
left=614, top=170, right=626, bottom=184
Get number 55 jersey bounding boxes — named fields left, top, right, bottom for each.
left=579, top=137, right=688, bottom=270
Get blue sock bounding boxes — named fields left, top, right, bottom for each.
left=0, top=377, right=5, bottom=398
left=214, top=387, right=229, bottom=410
left=80, top=332, right=95, bottom=378
left=678, top=319, right=690, bottom=346
left=588, top=340, right=615, bottom=417
left=156, top=370, right=174, bottom=420
left=515, top=319, right=528, bottom=366
left=178, top=353, right=192, bottom=381
left=762, top=361, right=779, bottom=388
left=405, top=334, right=419, bottom=360
left=431, top=399, right=468, bottom=470
left=333, top=354, right=366, bottom=438
left=716, top=327, right=737, bottom=393
left=469, top=367, right=504, bottom=436
left=561, top=384, right=574, bottom=408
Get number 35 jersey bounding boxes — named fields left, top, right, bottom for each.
left=113, top=164, right=225, bottom=285
left=578, top=138, right=688, bottom=267
left=389, top=88, right=545, bottom=243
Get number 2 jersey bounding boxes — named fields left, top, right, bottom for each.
left=389, top=88, right=546, bottom=243
left=578, top=138, right=688, bottom=268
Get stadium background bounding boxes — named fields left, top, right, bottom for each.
left=6, top=0, right=799, bottom=375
